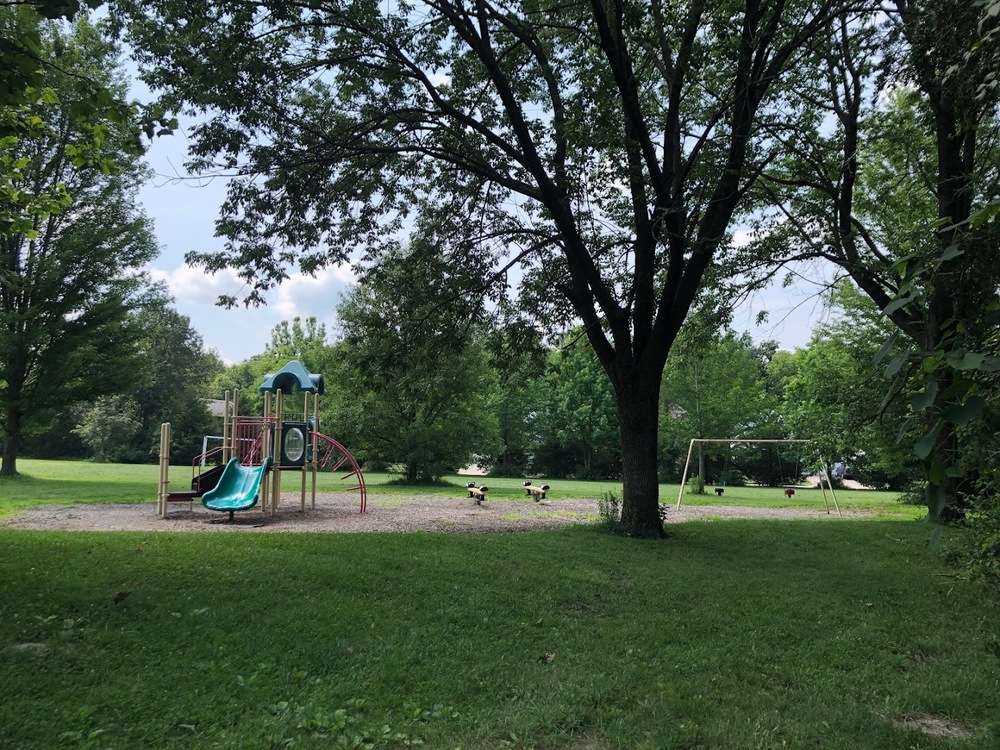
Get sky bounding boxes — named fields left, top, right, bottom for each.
left=138, top=132, right=355, bottom=364
left=138, top=124, right=834, bottom=365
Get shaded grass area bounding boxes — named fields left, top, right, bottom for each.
left=1, top=520, right=998, bottom=748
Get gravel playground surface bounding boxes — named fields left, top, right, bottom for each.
left=0, top=493, right=857, bottom=534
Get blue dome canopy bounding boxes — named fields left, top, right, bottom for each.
left=258, top=360, right=325, bottom=395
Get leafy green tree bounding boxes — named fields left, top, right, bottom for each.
left=918, top=0, right=1000, bottom=583
left=333, top=242, right=500, bottom=481
left=210, top=358, right=265, bottom=414
left=0, top=18, right=160, bottom=476
left=20, top=295, right=224, bottom=464
left=212, top=317, right=337, bottom=421
left=115, top=0, right=864, bottom=536
left=130, top=295, right=224, bottom=462
left=748, top=1, right=1000, bottom=514
left=475, top=317, right=548, bottom=477
left=1, top=3, right=173, bottom=240
left=71, top=394, right=142, bottom=463
left=2, top=1, right=81, bottom=239
left=17, top=406, right=87, bottom=459
left=660, top=331, right=780, bottom=491
left=266, top=317, right=340, bottom=417
left=532, top=337, right=619, bottom=480
left=763, top=349, right=799, bottom=405
left=265, top=317, right=333, bottom=367
left=484, top=378, right=543, bottom=477
left=775, top=284, right=920, bottom=490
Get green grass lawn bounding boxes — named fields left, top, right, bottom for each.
left=3, top=459, right=921, bottom=521
left=1, top=521, right=997, bottom=749
left=0, top=460, right=996, bottom=748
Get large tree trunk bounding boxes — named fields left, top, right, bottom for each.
left=815, top=2, right=988, bottom=519
left=615, top=378, right=664, bottom=538
left=922, top=107, right=972, bottom=517
left=1, top=407, right=21, bottom=477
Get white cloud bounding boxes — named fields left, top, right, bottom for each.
left=273, top=264, right=356, bottom=320
left=145, top=261, right=358, bottom=364
left=731, top=229, right=754, bottom=247
left=147, top=264, right=248, bottom=306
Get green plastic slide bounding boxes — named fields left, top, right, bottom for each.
left=201, top=456, right=272, bottom=520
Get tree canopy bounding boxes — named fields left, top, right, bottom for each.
left=661, top=329, right=780, bottom=492
left=744, top=0, right=1000, bottom=514
left=332, top=240, right=500, bottom=481
left=114, top=0, right=868, bottom=536
left=0, top=16, right=158, bottom=476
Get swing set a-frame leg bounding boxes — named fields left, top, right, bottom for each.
left=818, top=458, right=843, bottom=517
left=676, top=439, right=697, bottom=510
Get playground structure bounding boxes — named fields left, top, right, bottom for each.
left=523, top=480, right=551, bottom=501
left=676, top=438, right=842, bottom=517
left=157, top=360, right=366, bottom=519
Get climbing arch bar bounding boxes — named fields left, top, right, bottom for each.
left=675, top=439, right=841, bottom=517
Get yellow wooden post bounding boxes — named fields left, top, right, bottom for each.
left=222, top=390, right=231, bottom=463
left=300, top=392, right=308, bottom=512
left=309, top=392, right=318, bottom=509
left=821, top=458, right=843, bottom=517
left=157, top=422, right=171, bottom=518
left=676, top=439, right=696, bottom=509
left=817, top=475, right=832, bottom=514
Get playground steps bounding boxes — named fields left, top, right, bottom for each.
left=192, top=463, right=226, bottom=494
left=164, top=463, right=229, bottom=504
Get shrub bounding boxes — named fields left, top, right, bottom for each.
left=597, top=490, right=621, bottom=532
left=956, top=490, right=1000, bottom=589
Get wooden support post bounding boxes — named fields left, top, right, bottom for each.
left=300, top=393, right=307, bottom=512
left=817, top=475, right=832, bottom=514
left=222, top=390, right=231, bottom=463
left=306, top=393, right=319, bottom=510
left=158, top=422, right=171, bottom=518
left=261, top=391, right=272, bottom=514
left=309, top=392, right=318, bottom=510
left=676, top=439, right=696, bottom=509
left=821, top=458, right=843, bottom=517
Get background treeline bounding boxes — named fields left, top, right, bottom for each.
left=21, top=277, right=957, bottom=495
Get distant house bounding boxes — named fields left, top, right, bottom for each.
left=204, top=399, right=227, bottom=420
left=665, top=403, right=686, bottom=419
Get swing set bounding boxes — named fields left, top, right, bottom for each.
left=675, top=438, right=842, bottom=516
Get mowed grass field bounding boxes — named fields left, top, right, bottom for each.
left=1, top=460, right=996, bottom=748
left=1, top=458, right=922, bottom=520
